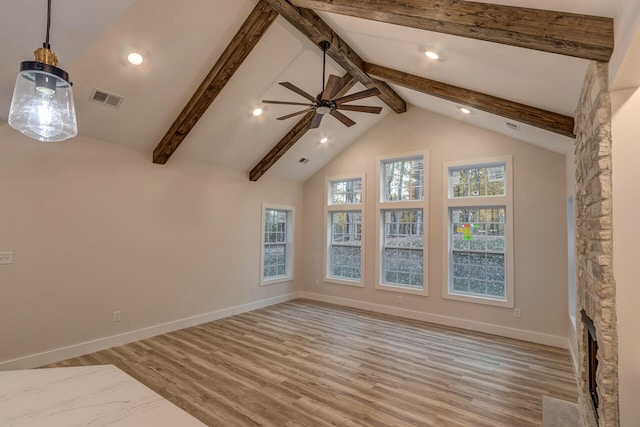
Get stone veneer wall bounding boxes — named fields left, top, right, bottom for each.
left=574, top=62, right=618, bottom=426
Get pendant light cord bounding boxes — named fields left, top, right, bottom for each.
left=44, top=0, right=52, bottom=49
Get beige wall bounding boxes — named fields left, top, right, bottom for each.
left=0, top=105, right=573, bottom=365
left=0, top=126, right=302, bottom=366
left=612, top=87, right=640, bottom=426
left=609, top=0, right=640, bottom=88
left=302, top=106, right=569, bottom=340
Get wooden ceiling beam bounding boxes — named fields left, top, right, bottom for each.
left=289, top=0, right=614, bottom=62
left=153, top=1, right=278, bottom=164
left=364, top=62, right=575, bottom=138
left=250, top=74, right=357, bottom=181
left=263, top=0, right=406, bottom=114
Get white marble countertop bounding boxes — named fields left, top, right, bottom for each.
left=0, top=365, right=207, bottom=426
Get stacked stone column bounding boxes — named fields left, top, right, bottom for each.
left=574, top=62, right=618, bottom=427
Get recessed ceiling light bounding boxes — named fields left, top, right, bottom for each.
left=320, top=137, right=328, bottom=144
left=425, top=50, right=440, bottom=60
left=252, top=107, right=263, bottom=116
left=127, top=52, right=144, bottom=65
left=459, top=107, right=472, bottom=114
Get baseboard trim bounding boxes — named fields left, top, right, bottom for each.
left=0, top=292, right=301, bottom=371
left=300, top=292, right=569, bottom=349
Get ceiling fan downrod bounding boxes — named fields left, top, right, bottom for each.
left=319, top=40, right=330, bottom=95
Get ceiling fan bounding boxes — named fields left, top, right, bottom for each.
left=262, top=41, right=382, bottom=129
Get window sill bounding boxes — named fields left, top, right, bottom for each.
left=376, top=282, right=428, bottom=296
left=324, top=277, right=364, bottom=287
left=261, top=275, right=293, bottom=286
left=443, top=292, right=513, bottom=308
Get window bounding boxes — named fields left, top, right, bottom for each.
left=443, top=157, right=513, bottom=307
left=325, top=175, right=364, bottom=286
left=329, top=178, right=362, bottom=204
left=261, top=204, right=294, bottom=285
left=382, top=157, right=424, bottom=201
left=450, top=207, right=506, bottom=297
left=377, top=152, right=428, bottom=295
left=449, top=164, right=505, bottom=198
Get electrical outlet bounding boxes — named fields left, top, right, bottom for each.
left=112, top=311, right=121, bottom=322
left=315, top=279, right=320, bottom=286
left=514, top=308, right=521, bottom=318
left=0, top=252, right=13, bottom=265
left=396, top=296, right=403, bottom=304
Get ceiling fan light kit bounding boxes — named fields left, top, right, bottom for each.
left=8, top=0, right=77, bottom=142
left=262, top=41, right=382, bottom=129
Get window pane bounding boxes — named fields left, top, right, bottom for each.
left=383, top=157, right=424, bottom=201
left=383, top=209, right=423, bottom=288
left=330, top=211, right=362, bottom=281
left=384, top=210, right=423, bottom=248
left=449, top=206, right=506, bottom=299
left=263, top=243, right=286, bottom=279
left=449, top=164, right=505, bottom=198
left=331, top=212, right=362, bottom=244
left=331, top=245, right=361, bottom=279
left=330, top=178, right=362, bottom=205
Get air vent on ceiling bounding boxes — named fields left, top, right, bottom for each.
left=90, top=88, right=123, bottom=108
left=299, top=157, right=311, bottom=164
left=505, top=121, right=521, bottom=131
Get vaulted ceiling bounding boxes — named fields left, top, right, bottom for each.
left=0, top=0, right=625, bottom=182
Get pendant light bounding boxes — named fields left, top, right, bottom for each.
left=8, top=0, right=77, bottom=142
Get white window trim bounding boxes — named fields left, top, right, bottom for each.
left=375, top=151, right=429, bottom=296
left=442, top=155, right=514, bottom=308
left=324, top=173, right=365, bottom=287
left=567, top=195, right=576, bottom=328
left=260, top=203, right=295, bottom=286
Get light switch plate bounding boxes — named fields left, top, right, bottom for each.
left=0, top=252, right=14, bottom=265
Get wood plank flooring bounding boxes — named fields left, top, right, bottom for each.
left=46, top=299, right=577, bottom=426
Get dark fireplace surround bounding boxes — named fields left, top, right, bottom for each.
left=582, top=310, right=599, bottom=423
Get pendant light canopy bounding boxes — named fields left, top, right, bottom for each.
left=8, top=0, right=77, bottom=142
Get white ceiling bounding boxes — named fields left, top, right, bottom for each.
left=0, top=0, right=629, bottom=182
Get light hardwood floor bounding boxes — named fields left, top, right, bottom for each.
left=47, top=300, right=577, bottom=426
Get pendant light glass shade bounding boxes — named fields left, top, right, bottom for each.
left=9, top=60, right=77, bottom=142
left=8, top=0, right=77, bottom=143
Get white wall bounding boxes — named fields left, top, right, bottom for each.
left=0, top=126, right=302, bottom=367
left=611, top=87, right=640, bottom=427
left=302, top=106, right=569, bottom=344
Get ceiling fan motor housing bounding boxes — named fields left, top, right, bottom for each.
left=316, top=98, right=335, bottom=115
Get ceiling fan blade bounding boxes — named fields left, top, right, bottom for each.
left=321, top=74, right=342, bottom=101
left=333, top=88, right=381, bottom=105
left=330, top=110, right=356, bottom=127
left=262, top=100, right=313, bottom=106
left=310, top=113, right=324, bottom=129
left=277, top=108, right=315, bottom=121
left=279, top=82, right=317, bottom=102
left=337, top=104, right=383, bottom=114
